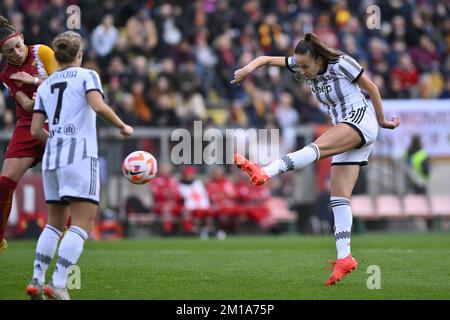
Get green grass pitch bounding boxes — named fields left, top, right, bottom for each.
left=1, top=233, right=450, bottom=300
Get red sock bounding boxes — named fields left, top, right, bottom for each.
left=0, top=176, right=18, bottom=241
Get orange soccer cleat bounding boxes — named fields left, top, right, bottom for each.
left=324, top=254, right=358, bottom=286
left=234, top=153, right=269, bottom=186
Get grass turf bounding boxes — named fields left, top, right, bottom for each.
left=1, top=233, right=450, bottom=300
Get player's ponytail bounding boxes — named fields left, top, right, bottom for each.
left=52, top=31, right=82, bottom=64
left=295, top=32, right=344, bottom=62
left=0, top=15, right=20, bottom=50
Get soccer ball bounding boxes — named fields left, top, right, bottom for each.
left=122, top=151, right=158, bottom=184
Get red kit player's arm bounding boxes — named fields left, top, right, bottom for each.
left=15, top=91, right=35, bottom=112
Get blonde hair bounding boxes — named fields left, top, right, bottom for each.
left=52, top=31, right=82, bottom=64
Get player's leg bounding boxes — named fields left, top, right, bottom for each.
left=0, top=157, right=36, bottom=247
left=235, top=123, right=362, bottom=185
left=46, top=200, right=96, bottom=300
left=330, top=165, right=360, bottom=257
left=27, top=203, right=69, bottom=299
left=324, top=164, right=360, bottom=286
left=44, top=157, right=99, bottom=300
left=27, top=168, right=68, bottom=299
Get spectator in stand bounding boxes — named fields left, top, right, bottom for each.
left=234, top=169, right=274, bottom=230
left=390, top=53, right=419, bottom=98
left=90, top=14, right=118, bottom=68
left=409, top=35, right=441, bottom=73
left=440, top=77, right=450, bottom=99
left=275, top=91, right=300, bottom=154
left=179, top=166, right=212, bottom=236
left=150, top=163, right=184, bottom=235
left=206, top=166, right=239, bottom=233
left=0, top=0, right=448, bottom=132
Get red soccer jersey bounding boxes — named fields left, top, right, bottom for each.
left=150, top=176, right=183, bottom=204
left=206, top=177, right=236, bottom=206
left=0, top=44, right=58, bottom=127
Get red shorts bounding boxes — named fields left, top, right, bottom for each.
left=4, top=125, right=46, bottom=167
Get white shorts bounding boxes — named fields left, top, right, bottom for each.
left=43, top=157, right=100, bottom=205
left=332, top=105, right=379, bottom=166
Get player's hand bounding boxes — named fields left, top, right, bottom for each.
left=230, top=67, right=251, bottom=85
left=10, top=71, right=37, bottom=85
left=379, top=116, right=400, bottom=129
left=120, top=125, right=134, bottom=139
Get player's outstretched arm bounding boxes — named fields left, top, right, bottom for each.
left=231, top=56, right=285, bottom=84
left=356, top=73, right=400, bottom=130
left=87, top=90, right=134, bottom=139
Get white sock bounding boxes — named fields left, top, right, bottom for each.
left=331, top=196, right=353, bottom=259
left=32, top=225, right=62, bottom=285
left=263, top=143, right=320, bottom=177
left=52, top=226, right=88, bottom=288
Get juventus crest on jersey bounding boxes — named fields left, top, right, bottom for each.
left=285, top=55, right=368, bottom=125
left=33, top=67, right=104, bottom=171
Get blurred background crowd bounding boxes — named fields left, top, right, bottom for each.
left=0, top=0, right=449, bottom=131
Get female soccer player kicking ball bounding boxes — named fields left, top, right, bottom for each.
left=231, top=33, right=400, bottom=286
left=26, top=31, right=133, bottom=300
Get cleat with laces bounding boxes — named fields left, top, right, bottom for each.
left=0, top=239, right=7, bottom=255
left=234, top=153, right=269, bottom=186
left=26, top=278, right=45, bottom=300
left=324, top=253, right=358, bottom=286
left=44, top=282, right=70, bottom=300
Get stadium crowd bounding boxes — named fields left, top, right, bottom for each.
left=0, top=0, right=449, bottom=132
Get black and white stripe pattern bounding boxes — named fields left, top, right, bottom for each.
left=67, top=138, right=77, bottom=165
left=68, top=226, right=88, bottom=241
left=89, top=158, right=98, bottom=196
left=329, top=68, right=347, bottom=119
left=35, top=67, right=100, bottom=171
left=56, top=256, right=73, bottom=269
left=281, top=155, right=295, bottom=172
left=35, top=252, right=52, bottom=265
left=339, top=55, right=363, bottom=83
left=335, top=231, right=351, bottom=241
left=285, top=55, right=367, bottom=125
left=55, top=138, right=63, bottom=168
left=45, top=224, right=62, bottom=237
left=330, top=197, right=350, bottom=208
left=347, top=106, right=367, bottom=124
left=307, top=143, right=320, bottom=162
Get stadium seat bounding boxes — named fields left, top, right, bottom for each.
left=351, top=195, right=377, bottom=220
left=376, top=195, right=403, bottom=218
left=430, top=195, right=450, bottom=217
left=128, top=213, right=158, bottom=225
left=403, top=194, right=431, bottom=218
left=265, top=197, right=297, bottom=223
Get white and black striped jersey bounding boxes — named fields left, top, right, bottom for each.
left=285, top=55, right=367, bottom=125
left=33, top=66, right=104, bottom=170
